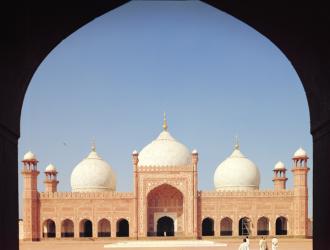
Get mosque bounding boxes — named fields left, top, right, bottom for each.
left=21, top=116, right=310, bottom=241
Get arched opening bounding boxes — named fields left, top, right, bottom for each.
left=257, top=217, right=269, bottom=235
left=61, top=219, right=74, bottom=238
left=14, top=1, right=314, bottom=248
left=147, top=184, right=183, bottom=236
left=220, top=217, right=232, bottom=236
left=276, top=216, right=288, bottom=235
left=156, top=216, right=174, bottom=236
left=116, top=219, right=129, bottom=237
left=42, top=219, right=56, bottom=238
left=239, top=217, right=251, bottom=236
left=202, top=217, right=214, bottom=236
left=79, top=219, right=93, bottom=237
left=98, top=218, right=110, bottom=237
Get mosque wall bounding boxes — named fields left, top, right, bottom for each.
left=200, top=190, right=295, bottom=236
left=39, top=192, right=135, bottom=238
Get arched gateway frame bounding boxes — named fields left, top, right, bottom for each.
left=4, top=2, right=323, bottom=250
left=147, top=184, right=183, bottom=236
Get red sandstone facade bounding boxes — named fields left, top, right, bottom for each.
left=21, top=149, right=310, bottom=240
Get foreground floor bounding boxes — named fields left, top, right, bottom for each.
left=20, top=238, right=312, bottom=250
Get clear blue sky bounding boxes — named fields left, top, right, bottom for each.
left=19, top=1, right=312, bottom=217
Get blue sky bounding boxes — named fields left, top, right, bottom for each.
left=19, top=1, right=312, bottom=217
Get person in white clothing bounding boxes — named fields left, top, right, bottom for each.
left=272, top=237, right=279, bottom=250
left=239, top=238, right=249, bottom=250
left=246, top=236, right=250, bottom=250
left=259, top=236, right=267, bottom=250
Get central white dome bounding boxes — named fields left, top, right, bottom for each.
left=214, top=145, right=260, bottom=191
left=138, top=129, right=191, bottom=167
left=71, top=147, right=116, bottom=192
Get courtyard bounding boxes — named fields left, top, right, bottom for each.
left=20, top=238, right=312, bottom=250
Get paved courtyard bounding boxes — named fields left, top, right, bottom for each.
left=20, top=238, right=312, bottom=250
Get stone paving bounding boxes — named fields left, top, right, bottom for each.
left=20, top=238, right=312, bottom=250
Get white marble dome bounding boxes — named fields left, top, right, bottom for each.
left=214, top=145, right=260, bottom=191
left=138, top=130, right=191, bottom=167
left=293, top=147, right=308, bottom=158
left=274, top=161, right=285, bottom=170
left=45, top=163, right=57, bottom=172
left=70, top=147, right=116, bottom=192
left=23, top=151, right=37, bottom=161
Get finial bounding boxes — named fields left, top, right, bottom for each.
left=91, top=137, right=96, bottom=152
left=162, top=112, right=168, bottom=131
left=234, top=135, right=240, bottom=150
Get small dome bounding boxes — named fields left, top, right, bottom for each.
left=132, top=150, right=139, bottom=155
left=23, top=151, right=37, bottom=161
left=192, top=149, right=198, bottom=154
left=45, top=163, right=57, bottom=172
left=70, top=147, right=116, bottom=192
left=274, top=161, right=285, bottom=170
left=214, top=145, right=260, bottom=191
left=293, top=147, right=308, bottom=158
left=138, top=130, right=191, bottom=167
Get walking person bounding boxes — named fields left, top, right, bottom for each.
left=259, top=236, right=267, bottom=250
left=271, top=236, right=279, bottom=250
left=239, top=238, right=248, bottom=250
left=246, top=236, right=250, bottom=250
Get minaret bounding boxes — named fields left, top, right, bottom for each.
left=132, top=149, right=139, bottom=239
left=21, top=151, right=40, bottom=241
left=191, top=149, right=199, bottom=238
left=272, top=161, right=287, bottom=190
left=44, top=164, right=59, bottom=192
left=291, top=147, right=310, bottom=236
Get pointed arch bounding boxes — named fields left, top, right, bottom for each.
left=116, top=218, right=129, bottom=237
left=276, top=216, right=288, bottom=235
left=42, top=219, right=56, bottom=238
left=61, top=219, right=74, bottom=238
left=239, top=217, right=251, bottom=236
left=202, top=217, right=214, bottom=236
left=257, top=216, right=269, bottom=235
left=220, top=217, right=233, bottom=236
left=79, top=219, right=93, bottom=237
left=98, top=218, right=111, bottom=237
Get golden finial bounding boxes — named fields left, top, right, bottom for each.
left=162, top=112, right=168, bottom=131
left=91, top=137, right=96, bottom=152
left=234, top=135, right=240, bottom=150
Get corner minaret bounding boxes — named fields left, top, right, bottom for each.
left=21, top=151, right=40, bottom=241
left=44, top=164, right=59, bottom=192
left=132, top=150, right=139, bottom=239
left=272, top=161, right=287, bottom=190
left=191, top=149, right=199, bottom=238
left=291, top=147, right=310, bottom=237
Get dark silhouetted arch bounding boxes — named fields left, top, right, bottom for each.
left=116, top=219, right=129, bottom=237
left=276, top=216, right=287, bottom=235
left=202, top=217, right=214, bottom=236
left=157, top=216, right=174, bottom=236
